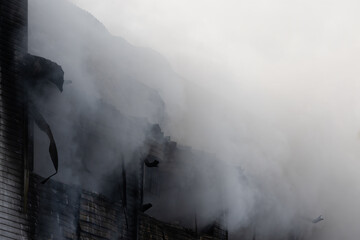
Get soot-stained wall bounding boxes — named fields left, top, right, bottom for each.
left=26, top=171, right=227, bottom=240
left=0, top=1, right=29, bottom=239
left=27, top=173, right=139, bottom=240
left=138, top=213, right=228, bottom=240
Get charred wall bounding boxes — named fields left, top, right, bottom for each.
left=138, top=214, right=227, bottom=240
left=0, top=1, right=29, bottom=239
left=27, top=173, right=139, bottom=240
left=24, top=171, right=227, bottom=240
left=138, top=213, right=198, bottom=240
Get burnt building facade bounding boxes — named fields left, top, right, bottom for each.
left=0, top=1, right=227, bottom=240
left=0, top=1, right=30, bottom=239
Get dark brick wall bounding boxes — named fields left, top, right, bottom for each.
left=0, top=1, right=29, bottom=239
left=25, top=168, right=227, bottom=240
left=138, top=213, right=198, bottom=240
left=138, top=213, right=227, bottom=240
left=27, top=173, right=137, bottom=240
left=28, top=174, right=80, bottom=239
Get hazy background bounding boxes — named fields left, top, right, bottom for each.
left=30, top=0, right=360, bottom=239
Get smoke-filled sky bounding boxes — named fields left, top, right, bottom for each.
left=69, top=0, right=360, bottom=96
left=31, top=0, right=360, bottom=239
left=67, top=0, right=360, bottom=148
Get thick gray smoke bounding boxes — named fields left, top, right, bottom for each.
left=28, top=0, right=185, bottom=191
left=29, top=0, right=360, bottom=239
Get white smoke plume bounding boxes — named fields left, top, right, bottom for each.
left=29, top=0, right=360, bottom=239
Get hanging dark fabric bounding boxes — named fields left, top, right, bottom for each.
left=20, top=53, right=64, bottom=184
left=28, top=102, right=58, bottom=184
left=20, top=53, right=64, bottom=92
